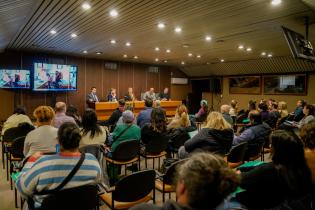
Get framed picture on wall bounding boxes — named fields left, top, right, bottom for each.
left=263, top=74, right=307, bottom=95
left=229, top=76, right=261, bottom=94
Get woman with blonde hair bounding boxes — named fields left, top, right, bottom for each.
left=24, top=106, right=58, bottom=157
left=167, top=104, right=191, bottom=130
left=178, top=111, right=233, bottom=159
left=278, top=101, right=289, bottom=119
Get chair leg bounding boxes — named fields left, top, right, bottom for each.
left=2, top=141, right=5, bottom=169
left=10, top=163, right=13, bottom=190
left=6, top=152, right=9, bottom=181
left=153, top=188, right=156, bottom=204
left=14, top=185, right=18, bottom=208
left=145, top=157, right=147, bottom=169
left=158, top=157, right=160, bottom=170
left=169, top=192, right=171, bottom=199
left=152, top=158, right=155, bottom=169
left=124, top=164, right=127, bottom=176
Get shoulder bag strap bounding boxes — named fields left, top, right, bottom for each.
left=115, top=124, right=132, bottom=140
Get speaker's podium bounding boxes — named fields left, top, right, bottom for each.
left=88, top=101, right=182, bottom=121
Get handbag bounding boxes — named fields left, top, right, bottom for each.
left=27, top=153, right=85, bottom=210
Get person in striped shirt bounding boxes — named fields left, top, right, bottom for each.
left=16, top=122, right=102, bottom=209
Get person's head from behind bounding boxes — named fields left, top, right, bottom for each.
left=14, top=105, right=27, bottom=115
left=300, top=121, right=315, bottom=150
left=91, top=87, right=96, bottom=94
left=55, top=102, right=67, bottom=114
left=248, top=100, right=256, bottom=110
left=258, top=102, right=268, bottom=112
left=303, top=104, right=315, bottom=116
left=278, top=101, right=287, bottom=110
left=230, top=100, right=237, bottom=109
left=220, top=104, right=230, bottom=114
left=82, top=108, right=97, bottom=129
left=206, top=111, right=231, bottom=130
left=66, top=105, right=79, bottom=117
left=118, top=99, right=126, bottom=107
left=200, top=100, right=208, bottom=109
left=176, top=104, right=189, bottom=127
left=58, top=122, right=81, bottom=152
left=176, top=153, right=239, bottom=210
left=33, top=106, right=55, bottom=126
left=248, top=110, right=262, bottom=125
left=151, top=108, right=166, bottom=133
left=271, top=102, right=278, bottom=110
left=153, top=100, right=161, bottom=108
left=145, top=98, right=153, bottom=108
left=122, top=110, right=134, bottom=124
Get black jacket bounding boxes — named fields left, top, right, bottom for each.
left=98, top=108, right=122, bottom=129
left=141, top=124, right=169, bottom=145
left=130, top=200, right=194, bottom=210
left=184, top=128, right=234, bottom=155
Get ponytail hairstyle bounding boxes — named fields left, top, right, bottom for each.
left=177, top=104, right=189, bottom=127
left=58, top=122, right=81, bottom=150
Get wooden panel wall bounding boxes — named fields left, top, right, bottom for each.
left=0, top=51, right=186, bottom=121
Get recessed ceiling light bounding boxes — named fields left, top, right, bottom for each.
left=271, top=0, right=282, bottom=6
left=110, top=39, right=116, bottom=44
left=206, top=62, right=210, bottom=65
left=123, top=54, right=127, bottom=58
left=50, top=30, right=57, bottom=35
left=82, top=2, right=91, bottom=10
left=261, top=52, right=266, bottom=56
left=220, top=59, right=225, bottom=62
left=267, top=53, right=273, bottom=57
left=157, top=23, right=165, bottom=29
left=155, top=47, right=160, bottom=51
left=174, top=26, right=182, bottom=33
left=188, top=53, right=193, bottom=57
left=246, top=47, right=252, bottom=52
left=83, top=50, right=88, bottom=54
left=71, top=33, right=77, bottom=38
left=125, top=42, right=131, bottom=46
left=166, top=49, right=171, bottom=53
left=96, top=52, right=102, bottom=55
left=155, top=58, right=159, bottom=62
left=196, top=55, right=201, bottom=58
left=182, top=44, right=190, bottom=48
left=238, top=45, right=244, bottom=50
left=205, top=36, right=212, bottom=41
left=134, top=56, right=138, bottom=59
left=109, top=9, right=118, bottom=17
left=164, top=60, right=168, bottom=63
left=181, top=61, right=185, bottom=65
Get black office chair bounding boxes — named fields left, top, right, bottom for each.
left=168, top=129, right=190, bottom=158
left=100, top=170, right=156, bottom=210
left=225, top=142, right=248, bottom=168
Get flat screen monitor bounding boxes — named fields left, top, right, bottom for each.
left=0, top=69, right=30, bottom=89
left=33, top=63, right=77, bottom=91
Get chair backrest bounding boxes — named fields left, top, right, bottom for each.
left=112, top=139, right=139, bottom=161
left=40, top=185, right=97, bottom=210
left=163, top=159, right=188, bottom=184
left=169, top=129, right=190, bottom=149
left=244, top=142, right=264, bottom=160
left=227, top=142, right=248, bottom=163
left=3, top=126, right=30, bottom=142
left=11, top=136, right=26, bottom=158
left=144, top=135, right=169, bottom=154
left=113, top=170, right=155, bottom=202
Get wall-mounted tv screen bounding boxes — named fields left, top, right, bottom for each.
left=33, top=63, right=77, bottom=91
left=0, top=69, right=30, bottom=89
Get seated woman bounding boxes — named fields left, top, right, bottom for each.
left=167, top=104, right=191, bottom=131
left=194, top=100, right=208, bottom=122
left=141, top=108, right=168, bottom=153
left=16, top=122, right=101, bottom=209
left=296, top=104, right=315, bottom=128
left=66, top=105, right=82, bottom=127
left=237, top=130, right=313, bottom=209
left=80, top=108, right=107, bottom=148
left=278, top=101, right=289, bottom=119
left=178, top=112, right=233, bottom=159
left=23, top=106, right=58, bottom=157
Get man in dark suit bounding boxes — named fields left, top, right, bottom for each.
left=86, top=87, right=99, bottom=103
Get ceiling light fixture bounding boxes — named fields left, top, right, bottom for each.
left=238, top=45, right=244, bottom=50
left=109, top=9, right=118, bottom=17
left=188, top=53, right=193, bottom=57
left=134, top=56, right=138, bottom=59
left=71, top=33, right=77, bottom=38
left=155, top=58, right=159, bottom=62
left=174, top=26, right=182, bottom=33
left=181, top=61, right=185, bottom=65
left=246, top=47, right=252, bottom=52
left=96, top=52, right=102, bottom=55
left=271, top=0, right=282, bottom=6
left=164, top=60, right=168, bottom=63
left=196, top=55, right=201, bottom=58
left=220, top=59, right=225, bottom=62
left=82, top=2, right=91, bottom=10
left=123, top=54, right=127, bottom=58
left=157, top=23, right=165, bottom=29
left=261, top=52, right=266, bottom=56
left=110, top=39, right=116, bottom=44
left=50, top=30, right=57, bottom=35
left=125, top=42, right=131, bottom=46
left=83, top=50, right=88, bottom=54
left=267, top=53, right=273, bottom=57
left=166, top=49, right=171, bottom=53
left=155, top=47, right=160, bottom=51
left=205, top=36, right=212, bottom=41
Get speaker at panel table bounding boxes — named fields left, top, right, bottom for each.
left=86, top=87, right=99, bottom=108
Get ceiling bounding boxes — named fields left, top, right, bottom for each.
left=1, top=0, right=315, bottom=76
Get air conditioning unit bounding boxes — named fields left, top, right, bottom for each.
left=171, top=77, right=189, bottom=85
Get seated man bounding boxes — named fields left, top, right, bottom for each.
left=159, top=87, right=170, bottom=101
left=52, top=101, right=76, bottom=128
left=233, top=110, right=271, bottom=156
left=130, top=153, right=240, bottom=210
left=143, top=87, right=156, bottom=101
left=137, top=98, right=153, bottom=128
left=99, top=99, right=125, bottom=131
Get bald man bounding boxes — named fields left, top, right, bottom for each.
left=52, top=102, right=76, bottom=128
left=221, top=104, right=233, bottom=126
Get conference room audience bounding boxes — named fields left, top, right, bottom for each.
left=237, top=130, right=313, bottom=209
left=143, top=87, right=156, bottom=101
left=100, top=99, right=125, bottom=130
left=178, top=112, right=233, bottom=159
left=300, top=121, right=315, bottom=181
left=141, top=108, right=168, bottom=152
left=86, top=86, right=99, bottom=102
left=167, top=104, right=191, bottom=130
left=220, top=104, right=233, bottom=126
left=24, top=106, right=58, bottom=157
left=80, top=108, right=106, bottom=148
left=52, top=102, right=76, bottom=128
left=131, top=153, right=239, bottom=210
left=1, top=105, right=32, bottom=135
left=124, top=87, right=136, bottom=101
left=137, top=98, right=153, bottom=128
left=66, top=105, right=82, bottom=126
left=159, top=87, right=170, bottom=101
left=107, top=88, right=117, bottom=102
left=194, top=100, right=208, bottom=122
left=16, top=122, right=101, bottom=210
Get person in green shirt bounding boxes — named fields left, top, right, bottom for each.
left=111, top=110, right=141, bottom=152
